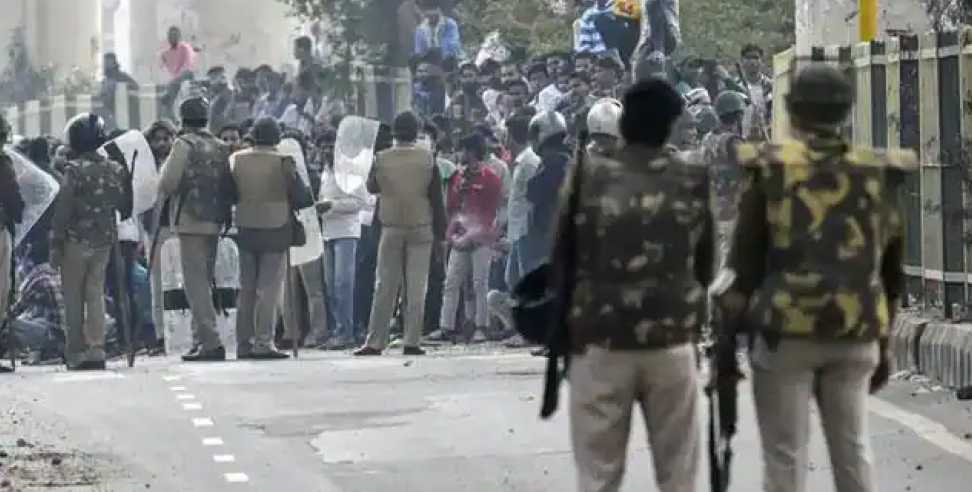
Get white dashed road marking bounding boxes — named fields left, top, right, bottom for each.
left=165, top=376, right=247, bottom=486
left=224, top=473, right=250, bottom=483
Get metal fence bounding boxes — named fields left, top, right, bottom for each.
left=773, top=28, right=972, bottom=320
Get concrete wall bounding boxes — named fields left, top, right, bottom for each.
left=795, top=0, right=931, bottom=50
left=121, top=0, right=302, bottom=83
left=0, top=0, right=102, bottom=77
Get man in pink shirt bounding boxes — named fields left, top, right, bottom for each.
left=160, top=26, right=196, bottom=119
left=161, top=26, right=195, bottom=80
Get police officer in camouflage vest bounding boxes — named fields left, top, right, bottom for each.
left=562, top=79, right=713, bottom=492
left=158, top=97, right=236, bottom=362
left=717, top=65, right=917, bottom=492
left=702, top=90, right=747, bottom=269
left=50, top=113, right=133, bottom=371
left=0, top=114, right=26, bottom=372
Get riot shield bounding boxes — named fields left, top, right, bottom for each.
left=279, top=138, right=325, bottom=267
left=332, top=116, right=380, bottom=198
left=98, top=130, right=159, bottom=215
left=4, top=147, right=59, bottom=247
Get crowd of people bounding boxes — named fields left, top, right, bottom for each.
left=2, top=1, right=914, bottom=491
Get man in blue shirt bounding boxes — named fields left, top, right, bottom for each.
left=414, top=4, right=462, bottom=63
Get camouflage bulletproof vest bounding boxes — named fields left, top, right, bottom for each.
left=569, top=145, right=710, bottom=351
left=735, top=137, right=917, bottom=342
left=702, top=130, right=743, bottom=222
left=177, top=131, right=234, bottom=225
left=63, top=153, right=127, bottom=248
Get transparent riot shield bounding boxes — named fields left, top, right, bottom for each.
left=4, top=147, right=59, bottom=247
left=160, top=235, right=239, bottom=355
left=98, top=130, right=159, bottom=215
left=333, top=116, right=380, bottom=198
left=279, top=138, right=324, bottom=266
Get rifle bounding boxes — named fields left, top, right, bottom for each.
left=111, top=242, right=136, bottom=367
left=706, top=269, right=745, bottom=492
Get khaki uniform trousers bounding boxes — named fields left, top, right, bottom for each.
left=237, top=248, right=287, bottom=355
left=179, top=234, right=221, bottom=350
left=60, top=241, right=112, bottom=365
left=364, top=225, right=433, bottom=350
left=751, top=337, right=879, bottom=492
left=569, top=343, right=700, bottom=492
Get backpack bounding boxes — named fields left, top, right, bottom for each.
left=177, top=132, right=237, bottom=226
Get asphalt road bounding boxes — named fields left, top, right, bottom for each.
left=1, top=346, right=971, bottom=491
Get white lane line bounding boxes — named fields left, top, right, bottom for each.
left=176, top=394, right=196, bottom=401
left=871, top=398, right=972, bottom=463
left=202, top=437, right=224, bottom=446
left=162, top=375, right=182, bottom=382
left=169, top=386, right=187, bottom=392
left=213, top=454, right=236, bottom=463
left=54, top=373, right=124, bottom=383
left=192, top=418, right=215, bottom=428
left=224, top=473, right=249, bottom=483
left=182, top=403, right=203, bottom=411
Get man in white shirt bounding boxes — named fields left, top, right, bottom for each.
left=487, top=112, right=539, bottom=337
left=528, top=63, right=564, bottom=113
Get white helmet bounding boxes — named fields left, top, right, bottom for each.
left=528, top=111, right=568, bottom=152
left=586, top=98, right=623, bottom=138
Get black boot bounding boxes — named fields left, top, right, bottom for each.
left=182, top=346, right=226, bottom=362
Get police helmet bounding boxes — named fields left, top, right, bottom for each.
left=250, top=117, right=282, bottom=146
left=64, top=113, right=107, bottom=153
left=786, top=64, right=854, bottom=125
left=714, top=91, right=748, bottom=118
left=586, top=98, right=623, bottom=138
left=528, top=111, right=567, bottom=152
left=179, top=96, right=210, bottom=126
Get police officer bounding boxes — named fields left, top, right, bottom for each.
left=717, top=65, right=916, bottom=492
left=50, top=113, right=133, bottom=371
left=585, top=98, right=623, bottom=159
left=703, top=90, right=747, bottom=267
left=562, top=78, right=712, bottom=492
left=232, top=117, right=307, bottom=360
left=158, top=97, right=235, bottom=362
left=0, top=114, right=25, bottom=372
left=523, top=111, right=571, bottom=278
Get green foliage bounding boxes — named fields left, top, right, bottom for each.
left=455, top=0, right=575, bottom=60
left=679, top=0, right=794, bottom=61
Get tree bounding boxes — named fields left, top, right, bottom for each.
left=679, top=0, right=794, bottom=61
left=455, top=0, right=575, bottom=61
left=276, top=0, right=398, bottom=96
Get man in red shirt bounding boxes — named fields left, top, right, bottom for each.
left=439, top=133, right=503, bottom=343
